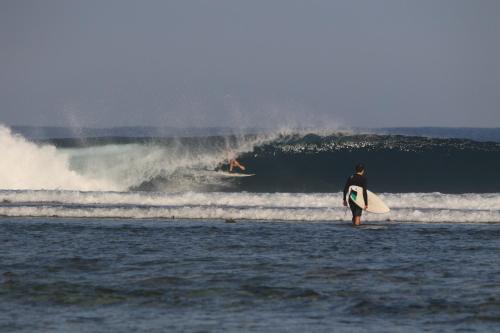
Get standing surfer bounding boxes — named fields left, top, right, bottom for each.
left=343, top=163, right=368, bottom=226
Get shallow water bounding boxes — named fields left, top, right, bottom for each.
left=1, top=218, right=500, bottom=332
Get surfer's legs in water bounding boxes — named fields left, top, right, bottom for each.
left=229, top=159, right=246, bottom=172
left=349, top=199, right=363, bottom=226
left=352, top=216, right=361, bottom=226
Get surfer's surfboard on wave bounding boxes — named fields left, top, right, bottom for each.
left=347, top=185, right=390, bottom=214
left=215, top=171, right=255, bottom=177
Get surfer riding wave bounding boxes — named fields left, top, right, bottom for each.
left=215, top=151, right=246, bottom=173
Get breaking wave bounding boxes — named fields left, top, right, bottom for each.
left=1, top=123, right=499, bottom=193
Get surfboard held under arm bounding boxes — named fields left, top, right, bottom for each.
left=347, top=185, right=390, bottom=214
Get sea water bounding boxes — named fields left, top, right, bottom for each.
left=1, top=218, right=500, bottom=332
left=1, top=125, right=500, bottom=332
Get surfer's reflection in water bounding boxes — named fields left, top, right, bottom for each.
left=343, top=163, right=368, bottom=226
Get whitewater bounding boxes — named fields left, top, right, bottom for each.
left=1, top=124, right=499, bottom=223
left=1, top=190, right=499, bottom=223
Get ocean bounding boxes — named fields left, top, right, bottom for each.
left=1, top=125, right=500, bottom=332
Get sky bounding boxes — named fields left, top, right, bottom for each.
left=1, top=0, right=499, bottom=128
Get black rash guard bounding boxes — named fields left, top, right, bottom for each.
left=343, top=174, right=368, bottom=205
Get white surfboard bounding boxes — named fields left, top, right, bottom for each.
left=216, top=171, right=255, bottom=177
left=347, top=185, right=390, bottom=214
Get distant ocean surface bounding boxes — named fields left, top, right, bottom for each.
left=1, top=124, right=499, bottom=331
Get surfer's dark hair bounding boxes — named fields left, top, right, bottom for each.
left=355, top=163, right=365, bottom=172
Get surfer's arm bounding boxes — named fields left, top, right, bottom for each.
left=342, top=177, right=350, bottom=202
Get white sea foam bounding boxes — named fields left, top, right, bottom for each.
left=0, top=190, right=498, bottom=223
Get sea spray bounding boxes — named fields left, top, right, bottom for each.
left=62, top=132, right=284, bottom=192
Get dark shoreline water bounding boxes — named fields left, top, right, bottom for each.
left=2, top=217, right=500, bottom=332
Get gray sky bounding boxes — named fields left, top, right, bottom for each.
left=1, top=0, right=499, bottom=128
